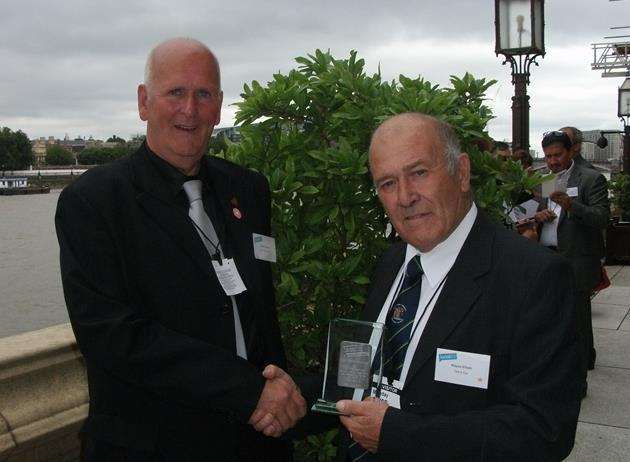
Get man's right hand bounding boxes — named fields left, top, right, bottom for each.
left=248, top=365, right=307, bottom=437
left=534, top=209, right=556, bottom=224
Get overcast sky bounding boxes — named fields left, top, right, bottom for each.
left=1, top=0, right=629, bottom=155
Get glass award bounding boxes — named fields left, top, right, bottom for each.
left=311, top=318, right=385, bottom=415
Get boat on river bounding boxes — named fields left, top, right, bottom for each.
left=0, top=177, right=50, bottom=195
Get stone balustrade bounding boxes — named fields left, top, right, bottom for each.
left=0, top=324, right=87, bottom=461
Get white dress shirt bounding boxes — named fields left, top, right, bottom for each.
left=374, top=203, right=477, bottom=387
left=540, top=161, right=574, bottom=247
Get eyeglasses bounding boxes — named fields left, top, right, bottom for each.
left=543, top=131, right=567, bottom=138
left=542, top=131, right=572, bottom=149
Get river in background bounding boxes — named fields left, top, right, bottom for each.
left=0, top=190, right=69, bottom=338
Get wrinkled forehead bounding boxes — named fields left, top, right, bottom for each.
left=370, top=120, right=443, bottom=163
left=150, top=43, right=220, bottom=89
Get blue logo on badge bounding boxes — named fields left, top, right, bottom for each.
left=439, top=353, right=457, bottom=362
left=254, top=236, right=262, bottom=243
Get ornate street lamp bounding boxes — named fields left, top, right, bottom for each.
left=495, top=0, right=545, bottom=152
left=598, top=79, right=630, bottom=172
left=619, top=78, right=630, bottom=172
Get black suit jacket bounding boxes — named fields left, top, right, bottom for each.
left=339, top=212, right=582, bottom=461
left=55, top=144, right=290, bottom=461
left=540, top=164, right=609, bottom=291
left=573, top=154, right=595, bottom=171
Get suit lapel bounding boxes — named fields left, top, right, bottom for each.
left=404, top=213, right=493, bottom=384
left=131, top=148, right=214, bottom=280
left=205, top=158, right=263, bottom=307
left=559, top=165, right=581, bottom=227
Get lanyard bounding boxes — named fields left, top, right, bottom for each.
left=375, top=272, right=449, bottom=395
left=407, top=274, right=448, bottom=341
left=386, top=264, right=450, bottom=338
left=188, top=216, right=223, bottom=263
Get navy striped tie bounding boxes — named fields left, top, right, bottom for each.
left=384, top=255, right=423, bottom=382
left=346, top=256, right=423, bottom=461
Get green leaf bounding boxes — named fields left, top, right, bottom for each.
left=300, top=185, right=319, bottom=194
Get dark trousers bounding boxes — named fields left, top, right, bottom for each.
left=585, top=296, right=595, bottom=369
left=575, top=290, right=594, bottom=374
left=81, top=430, right=293, bottom=462
left=82, top=435, right=156, bottom=462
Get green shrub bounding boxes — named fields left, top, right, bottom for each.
left=45, top=145, right=74, bottom=166
left=226, top=50, right=544, bottom=461
left=0, top=127, right=33, bottom=170
left=610, top=173, right=630, bottom=219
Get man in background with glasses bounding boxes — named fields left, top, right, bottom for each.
left=535, top=130, right=609, bottom=394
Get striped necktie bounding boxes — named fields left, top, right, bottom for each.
left=347, top=256, right=423, bottom=462
left=384, top=255, right=424, bottom=382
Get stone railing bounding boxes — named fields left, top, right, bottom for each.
left=0, top=324, right=87, bottom=461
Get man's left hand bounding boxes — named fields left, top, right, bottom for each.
left=337, top=397, right=389, bottom=453
left=550, top=191, right=572, bottom=211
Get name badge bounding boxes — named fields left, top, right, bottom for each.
left=252, top=233, right=277, bottom=263
left=566, top=187, right=578, bottom=197
left=434, top=348, right=490, bottom=389
left=211, top=258, right=247, bottom=296
left=370, top=377, right=402, bottom=409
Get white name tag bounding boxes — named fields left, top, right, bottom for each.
left=566, top=187, right=578, bottom=197
left=211, top=258, right=247, bottom=296
left=252, top=233, right=277, bottom=263
left=370, top=378, right=402, bottom=409
left=434, top=348, right=490, bottom=389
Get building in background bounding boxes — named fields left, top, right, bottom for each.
left=30, top=135, right=123, bottom=166
left=30, top=136, right=56, bottom=165
left=582, top=130, right=623, bottom=164
left=212, top=126, right=241, bottom=142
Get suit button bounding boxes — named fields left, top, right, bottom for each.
left=222, top=301, right=231, bottom=315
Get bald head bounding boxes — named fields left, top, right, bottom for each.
left=369, top=113, right=461, bottom=175
left=368, top=112, right=472, bottom=252
left=144, top=37, right=221, bottom=91
left=137, top=37, right=223, bottom=175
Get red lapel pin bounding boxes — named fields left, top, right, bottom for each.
left=230, top=197, right=242, bottom=219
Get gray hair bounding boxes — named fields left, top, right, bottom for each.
left=144, top=37, right=220, bottom=89
left=370, top=112, right=462, bottom=175
left=433, top=117, right=461, bottom=174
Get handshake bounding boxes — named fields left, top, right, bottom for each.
left=248, top=364, right=307, bottom=437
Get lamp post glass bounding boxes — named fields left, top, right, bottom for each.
left=496, top=0, right=544, bottom=55
left=618, top=78, right=630, bottom=118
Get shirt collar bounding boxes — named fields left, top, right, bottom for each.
left=403, top=203, right=477, bottom=287
left=555, top=160, right=574, bottom=180
left=144, top=143, right=210, bottom=197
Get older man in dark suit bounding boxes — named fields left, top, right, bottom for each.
left=335, top=113, right=582, bottom=461
left=535, top=130, right=610, bottom=378
left=55, top=38, right=305, bottom=461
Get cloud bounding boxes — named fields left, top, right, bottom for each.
left=1, top=0, right=628, bottom=151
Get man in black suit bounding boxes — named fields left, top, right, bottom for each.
left=535, top=130, right=609, bottom=376
left=55, top=37, right=305, bottom=461
left=335, top=113, right=582, bottom=461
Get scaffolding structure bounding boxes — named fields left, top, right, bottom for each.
left=592, top=41, right=630, bottom=78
